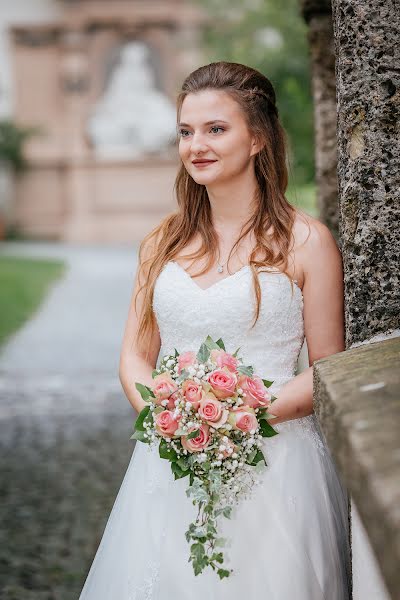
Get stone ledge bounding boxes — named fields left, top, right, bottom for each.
left=313, top=336, right=400, bottom=600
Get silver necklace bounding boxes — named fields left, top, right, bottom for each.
left=216, top=251, right=226, bottom=273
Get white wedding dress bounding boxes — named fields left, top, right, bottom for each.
left=79, top=260, right=351, bottom=600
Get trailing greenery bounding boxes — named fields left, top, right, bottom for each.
left=0, top=255, right=66, bottom=346
left=0, top=120, right=38, bottom=171
left=195, top=0, right=315, bottom=187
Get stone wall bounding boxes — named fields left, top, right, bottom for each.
left=313, top=336, right=400, bottom=599
left=331, top=0, right=400, bottom=347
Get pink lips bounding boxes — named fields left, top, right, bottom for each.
left=192, top=160, right=217, bottom=168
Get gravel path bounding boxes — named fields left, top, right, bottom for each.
left=0, top=241, right=140, bottom=600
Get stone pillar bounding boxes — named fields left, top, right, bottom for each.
left=331, top=0, right=400, bottom=347
left=300, top=0, right=339, bottom=240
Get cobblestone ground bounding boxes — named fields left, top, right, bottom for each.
left=0, top=241, right=139, bottom=599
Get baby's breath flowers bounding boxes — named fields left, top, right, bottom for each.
left=132, top=335, right=279, bottom=579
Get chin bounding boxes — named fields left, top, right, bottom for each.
left=189, top=170, right=222, bottom=185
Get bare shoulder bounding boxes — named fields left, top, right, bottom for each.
left=292, top=209, right=341, bottom=282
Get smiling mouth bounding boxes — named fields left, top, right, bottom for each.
left=192, top=160, right=217, bottom=167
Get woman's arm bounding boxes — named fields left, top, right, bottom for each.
left=119, top=244, right=161, bottom=413
left=267, top=218, right=345, bottom=425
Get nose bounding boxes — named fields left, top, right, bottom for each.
left=189, top=131, right=209, bottom=155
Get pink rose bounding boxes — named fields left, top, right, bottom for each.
left=182, top=380, right=204, bottom=410
left=181, top=424, right=211, bottom=453
left=208, top=369, right=237, bottom=399
left=238, top=375, right=271, bottom=408
left=228, top=409, right=259, bottom=433
left=198, top=398, right=229, bottom=428
left=154, top=410, right=180, bottom=438
left=177, top=350, right=196, bottom=374
left=210, top=349, right=239, bottom=373
left=165, top=391, right=179, bottom=411
left=153, top=373, right=178, bottom=405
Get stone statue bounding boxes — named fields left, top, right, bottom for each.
left=87, top=41, right=176, bottom=159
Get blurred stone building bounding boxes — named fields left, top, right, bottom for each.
left=1, top=0, right=205, bottom=242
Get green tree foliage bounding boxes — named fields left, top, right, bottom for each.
left=195, top=0, right=314, bottom=186
left=0, top=120, right=38, bottom=171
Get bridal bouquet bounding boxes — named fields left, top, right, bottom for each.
left=131, top=336, right=279, bottom=579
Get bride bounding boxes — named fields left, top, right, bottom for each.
left=79, top=61, right=351, bottom=599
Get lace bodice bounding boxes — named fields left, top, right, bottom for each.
left=152, top=260, right=324, bottom=444
left=153, top=260, right=304, bottom=389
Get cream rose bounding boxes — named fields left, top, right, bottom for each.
left=181, top=424, right=211, bottom=453
left=182, top=380, right=204, bottom=410
left=210, top=349, right=239, bottom=373
left=177, top=350, right=196, bottom=374
left=198, top=398, right=229, bottom=428
left=152, top=373, right=178, bottom=404
left=208, top=369, right=237, bottom=399
left=154, top=410, right=180, bottom=438
left=228, top=408, right=259, bottom=433
left=238, top=375, right=271, bottom=408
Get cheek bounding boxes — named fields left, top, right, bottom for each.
left=178, top=140, right=189, bottom=160
left=219, top=138, right=249, bottom=164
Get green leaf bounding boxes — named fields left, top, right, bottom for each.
left=177, top=457, right=190, bottom=471
left=187, top=428, right=200, bottom=440
left=215, top=338, right=226, bottom=350
left=247, top=448, right=267, bottom=466
left=211, top=551, right=224, bottom=563
left=222, top=506, right=232, bottom=519
left=159, top=438, right=178, bottom=460
left=260, top=419, right=279, bottom=438
left=130, top=430, right=150, bottom=443
left=174, top=348, right=179, bottom=357
left=171, top=461, right=189, bottom=480
left=197, top=342, right=210, bottom=363
left=262, top=378, right=274, bottom=388
left=246, top=447, right=257, bottom=464
left=232, top=346, right=241, bottom=357
left=135, top=382, right=155, bottom=402
left=133, top=405, right=151, bottom=432
left=191, top=542, right=205, bottom=560
left=217, top=568, right=231, bottom=579
left=151, top=369, right=159, bottom=379
left=204, top=335, right=220, bottom=350
left=237, top=364, right=254, bottom=376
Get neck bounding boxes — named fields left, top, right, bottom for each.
left=206, top=166, right=259, bottom=234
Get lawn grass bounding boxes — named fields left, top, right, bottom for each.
left=0, top=255, right=67, bottom=347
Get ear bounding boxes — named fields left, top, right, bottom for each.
left=250, top=135, right=264, bottom=157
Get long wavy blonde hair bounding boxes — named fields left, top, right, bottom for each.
left=135, top=61, right=297, bottom=355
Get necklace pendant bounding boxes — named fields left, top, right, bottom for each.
left=217, top=264, right=224, bottom=273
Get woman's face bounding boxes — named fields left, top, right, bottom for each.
left=178, top=89, right=261, bottom=186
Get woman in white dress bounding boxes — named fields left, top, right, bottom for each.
left=79, top=61, right=351, bottom=599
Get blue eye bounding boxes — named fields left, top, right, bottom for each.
left=178, top=126, right=225, bottom=138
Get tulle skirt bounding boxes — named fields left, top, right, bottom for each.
left=79, top=413, right=351, bottom=600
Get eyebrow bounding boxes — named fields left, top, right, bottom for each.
left=178, top=120, right=230, bottom=127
